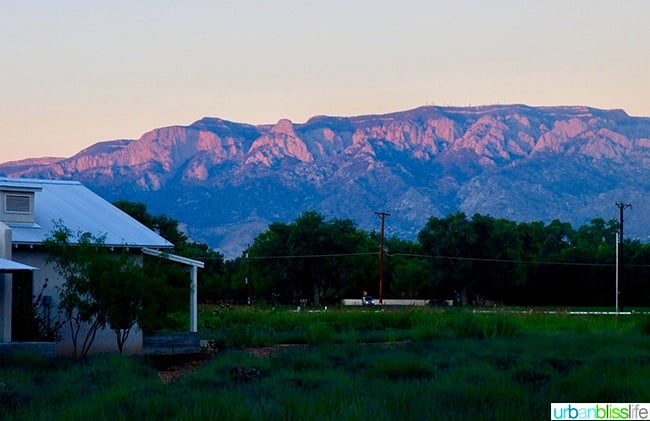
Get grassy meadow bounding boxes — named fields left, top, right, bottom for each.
left=2, top=306, right=650, bottom=420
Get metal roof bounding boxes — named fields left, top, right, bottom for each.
left=0, top=257, right=38, bottom=272
left=0, top=177, right=173, bottom=248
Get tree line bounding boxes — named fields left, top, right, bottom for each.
left=37, top=201, right=650, bottom=354
left=112, top=202, right=650, bottom=309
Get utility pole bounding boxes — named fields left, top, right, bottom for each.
left=614, top=231, right=621, bottom=315
left=246, top=244, right=252, bottom=305
left=615, top=202, right=631, bottom=312
left=375, top=211, right=390, bottom=305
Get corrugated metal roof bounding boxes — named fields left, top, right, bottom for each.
left=1, top=177, right=173, bottom=248
left=0, top=257, right=38, bottom=271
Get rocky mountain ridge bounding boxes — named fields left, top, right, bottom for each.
left=2, top=104, right=650, bottom=258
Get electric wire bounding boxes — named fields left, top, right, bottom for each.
left=240, top=250, right=650, bottom=269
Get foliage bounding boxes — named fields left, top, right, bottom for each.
left=112, top=200, right=188, bottom=246
left=3, top=310, right=650, bottom=420
left=12, top=277, right=64, bottom=343
left=419, top=212, right=527, bottom=303
left=248, top=211, right=377, bottom=305
left=114, top=201, right=650, bottom=307
left=114, top=200, right=228, bottom=311
left=30, top=279, right=64, bottom=342
left=43, top=221, right=150, bottom=356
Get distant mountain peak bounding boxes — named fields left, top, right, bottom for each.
left=271, top=118, right=296, bottom=135
left=2, top=104, right=649, bottom=258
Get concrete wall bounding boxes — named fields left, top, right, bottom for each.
left=342, top=298, right=433, bottom=306
left=143, top=332, right=200, bottom=355
left=13, top=248, right=143, bottom=355
left=0, top=342, right=56, bottom=359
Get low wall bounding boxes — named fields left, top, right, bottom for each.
left=143, top=332, right=200, bottom=355
left=0, top=342, right=56, bottom=359
left=342, top=299, right=433, bottom=306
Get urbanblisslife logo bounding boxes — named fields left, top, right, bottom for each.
left=551, top=403, right=650, bottom=420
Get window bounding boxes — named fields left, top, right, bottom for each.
left=5, top=194, right=31, bottom=214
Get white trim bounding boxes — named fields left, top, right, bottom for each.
left=141, top=247, right=205, bottom=268
left=0, top=257, right=38, bottom=271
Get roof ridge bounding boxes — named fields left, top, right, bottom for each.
left=0, top=177, right=81, bottom=186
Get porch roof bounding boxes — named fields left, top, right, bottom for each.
left=0, top=257, right=38, bottom=272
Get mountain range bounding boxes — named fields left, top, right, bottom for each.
left=2, top=104, right=650, bottom=258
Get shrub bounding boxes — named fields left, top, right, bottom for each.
left=307, top=322, right=334, bottom=344
left=452, top=313, right=486, bottom=339
left=637, top=315, right=650, bottom=335
left=451, top=313, right=519, bottom=339
left=368, top=350, right=435, bottom=380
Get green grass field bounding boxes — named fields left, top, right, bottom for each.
left=2, top=307, right=650, bottom=420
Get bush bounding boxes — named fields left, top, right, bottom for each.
left=637, top=315, right=650, bottom=335
left=451, top=313, right=519, bottom=339
left=369, top=350, right=435, bottom=380
left=307, top=322, right=334, bottom=344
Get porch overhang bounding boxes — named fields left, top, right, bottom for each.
left=141, top=248, right=204, bottom=333
left=0, top=257, right=38, bottom=272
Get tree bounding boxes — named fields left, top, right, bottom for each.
left=418, top=213, right=527, bottom=304
left=44, top=221, right=149, bottom=356
left=114, top=200, right=227, bottom=306
left=113, top=200, right=189, bottom=246
left=249, top=211, right=376, bottom=305
left=418, top=212, right=477, bottom=302
left=90, top=250, right=149, bottom=353
left=381, top=236, right=430, bottom=299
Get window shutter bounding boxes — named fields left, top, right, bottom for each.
left=6, top=194, right=31, bottom=213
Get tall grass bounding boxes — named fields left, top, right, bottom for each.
left=3, top=307, right=650, bottom=420
left=199, top=305, right=642, bottom=347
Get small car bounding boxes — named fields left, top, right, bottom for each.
left=362, top=296, right=375, bottom=306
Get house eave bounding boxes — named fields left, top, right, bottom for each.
left=141, top=247, right=205, bottom=268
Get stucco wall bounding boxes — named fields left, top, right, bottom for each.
left=13, top=248, right=144, bottom=355
left=0, top=223, right=12, bottom=343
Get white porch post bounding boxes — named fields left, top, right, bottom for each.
left=141, top=248, right=203, bottom=334
left=0, top=223, right=13, bottom=343
left=190, top=265, right=198, bottom=332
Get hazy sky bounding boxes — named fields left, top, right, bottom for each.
left=2, top=0, right=648, bottom=162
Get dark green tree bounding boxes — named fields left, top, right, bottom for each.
left=113, top=200, right=227, bottom=306
left=113, top=200, right=189, bottom=246
left=44, top=221, right=150, bottom=356
left=419, top=213, right=528, bottom=304
left=382, top=236, right=431, bottom=299
left=248, top=211, right=376, bottom=305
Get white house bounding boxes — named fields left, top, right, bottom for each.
left=0, top=177, right=203, bottom=355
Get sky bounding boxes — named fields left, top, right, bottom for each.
left=2, top=0, right=648, bottom=162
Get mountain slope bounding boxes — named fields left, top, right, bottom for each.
left=2, top=104, right=650, bottom=258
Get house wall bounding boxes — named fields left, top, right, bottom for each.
left=13, top=248, right=144, bottom=355
left=0, top=223, right=12, bottom=343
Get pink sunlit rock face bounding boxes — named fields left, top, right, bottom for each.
left=1, top=104, right=649, bottom=258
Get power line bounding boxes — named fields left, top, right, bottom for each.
left=244, top=250, right=650, bottom=269
left=389, top=252, right=617, bottom=267
left=249, top=251, right=379, bottom=260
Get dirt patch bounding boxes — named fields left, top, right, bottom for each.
left=246, top=344, right=307, bottom=359
left=146, top=352, right=214, bottom=383
left=148, top=344, right=307, bottom=383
